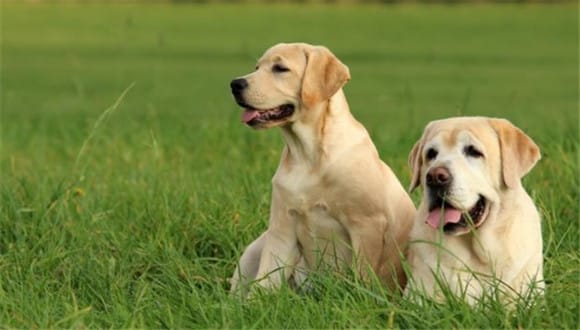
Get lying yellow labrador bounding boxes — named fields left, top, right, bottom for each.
left=405, top=116, right=544, bottom=304
left=229, top=43, right=415, bottom=295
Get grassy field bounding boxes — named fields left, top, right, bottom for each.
left=1, top=3, right=578, bottom=328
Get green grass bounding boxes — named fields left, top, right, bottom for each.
left=1, top=3, right=578, bottom=328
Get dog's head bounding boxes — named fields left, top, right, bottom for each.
left=230, top=43, right=350, bottom=129
left=408, top=117, right=540, bottom=236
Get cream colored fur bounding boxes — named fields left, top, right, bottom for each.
left=405, top=116, right=544, bottom=304
left=229, top=43, right=415, bottom=296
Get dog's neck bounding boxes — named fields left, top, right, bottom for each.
left=280, top=89, right=364, bottom=167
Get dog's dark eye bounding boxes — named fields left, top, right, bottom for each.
left=464, top=145, right=484, bottom=158
left=272, top=64, right=290, bottom=73
left=425, top=148, right=438, bottom=161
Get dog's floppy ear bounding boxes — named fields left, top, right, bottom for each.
left=489, top=118, right=541, bottom=189
left=408, top=137, right=424, bottom=192
left=301, top=46, right=350, bottom=108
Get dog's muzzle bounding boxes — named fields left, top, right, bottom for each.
left=229, top=77, right=295, bottom=128
left=424, top=166, right=489, bottom=234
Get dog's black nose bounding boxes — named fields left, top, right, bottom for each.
left=230, top=78, right=248, bottom=94
left=426, top=166, right=452, bottom=188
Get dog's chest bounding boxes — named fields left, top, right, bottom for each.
left=273, top=166, right=352, bottom=266
left=274, top=166, right=321, bottom=203
left=292, top=205, right=352, bottom=268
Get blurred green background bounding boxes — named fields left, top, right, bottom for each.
left=1, top=2, right=578, bottom=328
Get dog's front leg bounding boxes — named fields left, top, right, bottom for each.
left=348, top=218, right=389, bottom=282
left=230, top=231, right=267, bottom=296
left=253, top=199, right=300, bottom=291
left=253, top=229, right=300, bottom=290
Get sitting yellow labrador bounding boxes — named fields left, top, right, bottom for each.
left=229, top=43, right=415, bottom=295
left=405, top=116, right=544, bottom=304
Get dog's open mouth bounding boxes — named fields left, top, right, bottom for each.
left=239, top=104, right=295, bottom=127
left=426, top=195, right=488, bottom=233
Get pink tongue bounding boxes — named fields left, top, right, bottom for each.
left=426, top=208, right=462, bottom=229
left=241, top=110, right=260, bottom=123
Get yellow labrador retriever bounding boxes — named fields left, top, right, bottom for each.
left=229, top=43, right=415, bottom=295
left=405, top=116, right=544, bottom=304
